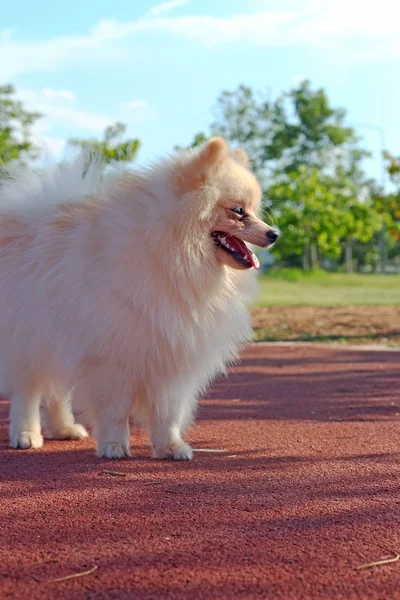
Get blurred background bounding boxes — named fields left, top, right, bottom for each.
left=1, top=0, right=400, bottom=343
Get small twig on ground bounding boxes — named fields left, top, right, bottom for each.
left=47, top=565, right=98, bottom=583
left=355, top=550, right=399, bottom=570
left=99, top=470, right=127, bottom=477
left=20, top=558, right=58, bottom=570
left=194, top=448, right=226, bottom=453
left=310, top=445, right=321, bottom=452
left=143, top=481, right=162, bottom=486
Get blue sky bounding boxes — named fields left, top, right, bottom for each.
left=1, top=0, right=399, bottom=185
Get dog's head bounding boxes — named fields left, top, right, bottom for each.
left=172, top=137, right=278, bottom=271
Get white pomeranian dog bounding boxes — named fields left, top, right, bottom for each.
left=1, top=137, right=278, bottom=460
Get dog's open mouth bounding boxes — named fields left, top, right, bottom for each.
left=212, top=232, right=260, bottom=270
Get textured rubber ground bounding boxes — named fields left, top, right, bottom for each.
left=1, top=344, right=400, bottom=599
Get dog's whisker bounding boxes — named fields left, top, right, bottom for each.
left=261, top=204, right=278, bottom=228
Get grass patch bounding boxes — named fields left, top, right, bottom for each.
left=252, top=328, right=396, bottom=345
left=256, top=270, right=400, bottom=306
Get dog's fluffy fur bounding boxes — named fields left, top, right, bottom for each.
left=1, top=137, right=276, bottom=459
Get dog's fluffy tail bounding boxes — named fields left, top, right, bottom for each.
left=0, top=151, right=104, bottom=217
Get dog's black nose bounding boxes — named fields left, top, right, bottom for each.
left=266, top=229, right=279, bottom=243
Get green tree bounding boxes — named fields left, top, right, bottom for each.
left=268, top=167, right=345, bottom=269
left=384, top=151, right=400, bottom=185
left=0, top=84, right=42, bottom=168
left=210, top=81, right=360, bottom=179
left=330, top=150, right=381, bottom=272
left=69, top=122, right=140, bottom=166
left=374, top=152, right=400, bottom=262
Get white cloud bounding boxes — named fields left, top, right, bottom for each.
left=148, top=0, right=188, bottom=17
left=118, top=99, right=157, bottom=124
left=17, top=88, right=111, bottom=133
left=42, top=88, right=76, bottom=101
left=42, top=105, right=111, bottom=132
left=134, top=0, right=400, bottom=50
left=119, top=99, right=149, bottom=109
left=0, top=0, right=398, bottom=81
left=0, top=24, right=126, bottom=80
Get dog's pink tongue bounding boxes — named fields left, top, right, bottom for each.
left=228, top=236, right=260, bottom=270
left=248, top=249, right=260, bottom=270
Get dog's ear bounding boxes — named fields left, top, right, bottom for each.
left=231, top=148, right=249, bottom=168
left=197, top=137, right=229, bottom=170
left=174, top=137, right=229, bottom=194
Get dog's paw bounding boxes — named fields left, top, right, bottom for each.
left=152, top=441, right=194, bottom=461
left=170, top=442, right=194, bottom=461
left=10, top=431, right=44, bottom=449
left=49, top=423, right=89, bottom=440
left=97, top=442, right=131, bottom=459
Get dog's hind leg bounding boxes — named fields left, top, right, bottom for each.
left=9, top=382, right=44, bottom=449
left=42, top=389, right=89, bottom=441
left=75, top=365, right=132, bottom=459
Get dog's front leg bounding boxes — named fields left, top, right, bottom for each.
left=148, top=392, right=194, bottom=461
left=150, top=422, right=193, bottom=461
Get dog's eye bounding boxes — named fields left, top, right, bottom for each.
left=231, top=207, right=245, bottom=218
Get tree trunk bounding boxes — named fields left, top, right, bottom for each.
left=302, top=247, right=309, bottom=271
left=310, top=243, right=319, bottom=270
left=379, top=224, right=387, bottom=273
left=345, top=240, right=353, bottom=274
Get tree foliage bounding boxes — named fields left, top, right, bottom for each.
left=69, top=122, right=140, bottom=166
left=211, top=81, right=363, bottom=177
left=384, top=151, right=400, bottom=186
left=0, top=84, right=42, bottom=168
left=377, top=152, right=400, bottom=249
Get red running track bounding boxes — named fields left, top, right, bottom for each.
left=1, top=343, right=400, bottom=599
